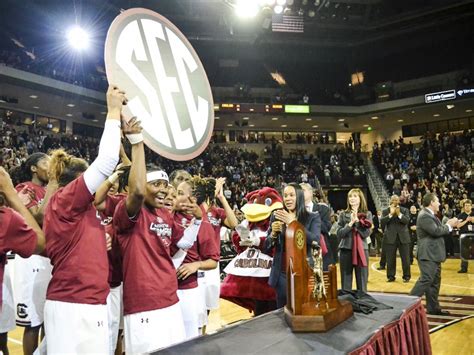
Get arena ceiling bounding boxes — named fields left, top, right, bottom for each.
left=1, top=0, right=473, bottom=100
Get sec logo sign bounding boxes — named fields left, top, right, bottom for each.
left=105, top=8, right=214, bottom=161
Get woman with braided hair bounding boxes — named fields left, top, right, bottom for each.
left=9, top=152, right=54, bottom=355
left=173, top=176, right=220, bottom=340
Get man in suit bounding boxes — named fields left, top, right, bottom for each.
left=410, top=193, right=459, bottom=315
left=456, top=199, right=473, bottom=273
left=380, top=195, right=411, bottom=282
left=372, top=210, right=383, bottom=256
left=301, top=183, right=333, bottom=269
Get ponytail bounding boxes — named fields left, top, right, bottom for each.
left=49, top=149, right=88, bottom=187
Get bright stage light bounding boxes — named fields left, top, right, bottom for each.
left=276, top=0, right=287, bottom=5
left=66, top=26, right=90, bottom=50
left=235, top=0, right=260, bottom=18
left=274, top=5, right=284, bottom=14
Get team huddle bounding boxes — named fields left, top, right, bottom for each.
left=0, top=86, right=238, bottom=354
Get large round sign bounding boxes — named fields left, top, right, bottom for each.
left=105, top=8, right=214, bottom=161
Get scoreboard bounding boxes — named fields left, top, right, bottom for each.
left=216, top=103, right=309, bottom=114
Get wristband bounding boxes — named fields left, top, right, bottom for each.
left=126, top=133, right=144, bottom=145
left=194, top=218, right=202, bottom=226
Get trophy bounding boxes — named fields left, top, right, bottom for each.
left=284, top=221, right=353, bottom=332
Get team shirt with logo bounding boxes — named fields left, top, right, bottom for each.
left=0, top=207, right=37, bottom=306
left=44, top=176, right=109, bottom=305
left=172, top=211, right=220, bottom=290
left=114, top=202, right=181, bottom=315
left=15, top=181, right=46, bottom=209
left=206, top=206, right=226, bottom=243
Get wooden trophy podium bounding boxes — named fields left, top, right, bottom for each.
left=284, top=221, right=353, bottom=332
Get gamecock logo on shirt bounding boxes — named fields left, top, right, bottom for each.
left=105, top=8, right=214, bottom=161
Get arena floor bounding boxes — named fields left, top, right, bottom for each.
left=7, top=257, right=473, bottom=354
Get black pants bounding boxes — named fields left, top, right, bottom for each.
left=339, top=249, right=368, bottom=293
left=322, top=234, right=335, bottom=271
left=459, top=235, right=471, bottom=271
left=444, top=234, right=454, bottom=257
left=374, top=231, right=383, bottom=255
left=273, top=273, right=287, bottom=309
left=385, top=239, right=411, bottom=279
left=379, top=237, right=387, bottom=268
left=409, top=231, right=417, bottom=264
left=410, top=260, right=441, bottom=313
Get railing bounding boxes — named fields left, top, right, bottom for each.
left=363, top=154, right=390, bottom=212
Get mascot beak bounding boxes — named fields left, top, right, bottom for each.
left=241, top=201, right=283, bottom=222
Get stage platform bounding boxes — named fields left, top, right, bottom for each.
left=157, top=293, right=431, bottom=355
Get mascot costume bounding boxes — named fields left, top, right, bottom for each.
left=220, top=187, right=283, bottom=315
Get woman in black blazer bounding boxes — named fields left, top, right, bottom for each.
left=265, top=183, right=321, bottom=308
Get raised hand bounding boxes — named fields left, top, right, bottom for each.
left=0, top=167, right=14, bottom=194
left=446, top=217, right=459, bottom=228
left=274, top=209, right=295, bottom=225
left=215, top=177, right=226, bottom=199
left=121, top=116, right=142, bottom=135
left=106, top=85, right=127, bottom=118
left=17, top=186, right=34, bottom=206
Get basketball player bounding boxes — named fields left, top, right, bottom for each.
left=94, top=161, right=130, bottom=355
left=11, top=152, right=54, bottom=355
left=174, top=177, right=220, bottom=339
left=42, top=85, right=127, bottom=353
left=0, top=167, right=45, bottom=354
left=113, top=122, right=203, bottom=353
left=198, top=177, right=237, bottom=332
left=164, top=185, right=177, bottom=212
left=170, top=169, right=191, bottom=189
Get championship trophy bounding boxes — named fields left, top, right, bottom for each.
left=284, top=221, right=353, bottom=332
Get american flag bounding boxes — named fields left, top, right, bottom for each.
left=272, top=14, right=304, bottom=33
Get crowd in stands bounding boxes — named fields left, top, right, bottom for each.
left=372, top=131, right=474, bottom=215
left=4, top=119, right=472, bottom=217
left=1, top=120, right=367, bottom=209
left=0, top=49, right=108, bottom=91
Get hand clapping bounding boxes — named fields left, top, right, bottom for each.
left=349, top=211, right=359, bottom=227
left=274, top=209, right=296, bottom=225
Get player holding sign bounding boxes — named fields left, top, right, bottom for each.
left=42, top=86, right=126, bottom=353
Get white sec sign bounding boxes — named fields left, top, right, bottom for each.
left=105, top=8, right=214, bottom=161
